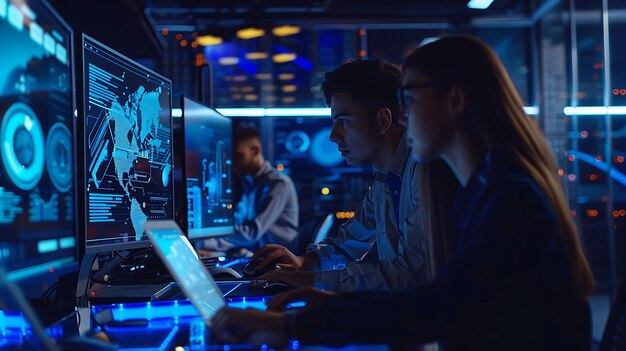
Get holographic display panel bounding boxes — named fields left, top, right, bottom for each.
left=182, top=97, right=234, bottom=239
left=273, top=117, right=349, bottom=175
left=0, top=0, right=76, bottom=280
left=83, top=35, right=173, bottom=250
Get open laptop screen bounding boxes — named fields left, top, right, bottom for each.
left=144, top=221, right=225, bottom=324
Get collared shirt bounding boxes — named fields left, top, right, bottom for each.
left=205, top=161, right=299, bottom=252
left=384, top=172, right=402, bottom=235
left=308, top=134, right=431, bottom=292
left=290, top=154, right=590, bottom=350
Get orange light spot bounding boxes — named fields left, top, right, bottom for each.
left=558, top=169, right=564, bottom=176
left=359, top=29, right=366, bottom=36
left=176, top=33, right=183, bottom=40
left=568, top=174, right=576, bottom=181
left=620, top=210, right=626, bottom=217
left=180, top=40, right=188, bottom=47
left=191, top=41, right=198, bottom=48
left=621, top=89, right=626, bottom=96
left=589, top=174, right=599, bottom=181
left=568, top=155, right=575, bottom=162
left=580, top=131, right=588, bottom=138
left=586, top=209, right=599, bottom=217
left=617, top=156, right=625, bottom=163
left=277, top=164, right=285, bottom=171
left=358, top=50, right=366, bottom=57
left=614, top=89, right=620, bottom=96
left=162, top=28, right=169, bottom=36
left=614, top=211, right=620, bottom=218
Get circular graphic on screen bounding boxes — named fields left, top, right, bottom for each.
left=311, top=128, right=343, bottom=166
left=46, top=122, right=72, bottom=192
left=1, top=102, right=45, bottom=190
left=162, top=164, right=171, bottom=188
left=285, top=130, right=311, bottom=154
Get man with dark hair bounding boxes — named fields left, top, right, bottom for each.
left=202, top=125, right=299, bottom=254
left=251, top=59, right=435, bottom=292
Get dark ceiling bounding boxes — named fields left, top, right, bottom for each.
left=49, top=0, right=162, bottom=58
left=143, top=0, right=532, bottom=29
left=47, top=0, right=545, bottom=60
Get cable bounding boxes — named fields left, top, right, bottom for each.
left=114, top=250, right=131, bottom=260
left=40, top=281, right=58, bottom=301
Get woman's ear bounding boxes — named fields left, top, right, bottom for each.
left=376, top=107, right=394, bottom=134
left=449, top=85, right=466, bottom=122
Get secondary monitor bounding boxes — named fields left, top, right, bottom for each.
left=82, top=35, right=174, bottom=252
left=181, top=96, right=234, bottom=240
left=0, top=0, right=77, bottom=282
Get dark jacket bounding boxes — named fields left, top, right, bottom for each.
left=289, top=154, right=591, bottom=351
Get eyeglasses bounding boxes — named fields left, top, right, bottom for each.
left=397, top=82, right=436, bottom=113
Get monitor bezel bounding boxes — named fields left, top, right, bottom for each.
left=80, top=34, right=174, bottom=254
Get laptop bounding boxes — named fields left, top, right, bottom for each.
left=0, top=267, right=118, bottom=350
left=144, top=220, right=231, bottom=325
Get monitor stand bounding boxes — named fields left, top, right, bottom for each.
left=75, top=251, right=171, bottom=333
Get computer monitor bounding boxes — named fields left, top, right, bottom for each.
left=181, top=96, right=234, bottom=240
left=82, top=35, right=174, bottom=253
left=0, top=0, right=77, bottom=284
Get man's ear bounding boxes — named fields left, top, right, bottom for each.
left=375, top=107, right=393, bottom=135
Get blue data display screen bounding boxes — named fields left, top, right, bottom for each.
left=183, top=97, right=234, bottom=239
left=0, top=0, right=76, bottom=279
left=83, top=36, right=173, bottom=248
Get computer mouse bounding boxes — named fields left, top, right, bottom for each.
left=242, top=259, right=279, bottom=278
left=261, top=282, right=291, bottom=295
left=209, top=267, right=243, bottom=279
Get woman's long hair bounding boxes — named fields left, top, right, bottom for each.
left=404, top=35, right=593, bottom=300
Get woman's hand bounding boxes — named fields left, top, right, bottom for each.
left=211, top=307, right=289, bottom=345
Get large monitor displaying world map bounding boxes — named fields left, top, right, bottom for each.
left=82, top=35, right=173, bottom=252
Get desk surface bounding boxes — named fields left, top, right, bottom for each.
left=1, top=298, right=391, bottom=350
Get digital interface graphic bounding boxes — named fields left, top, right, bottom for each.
left=83, top=36, right=173, bottom=249
left=182, top=97, right=234, bottom=239
left=273, top=117, right=346, bottom=175
left=149, top=227, right=225, bottom=319
left=0, top=0, right=76, bottom=279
